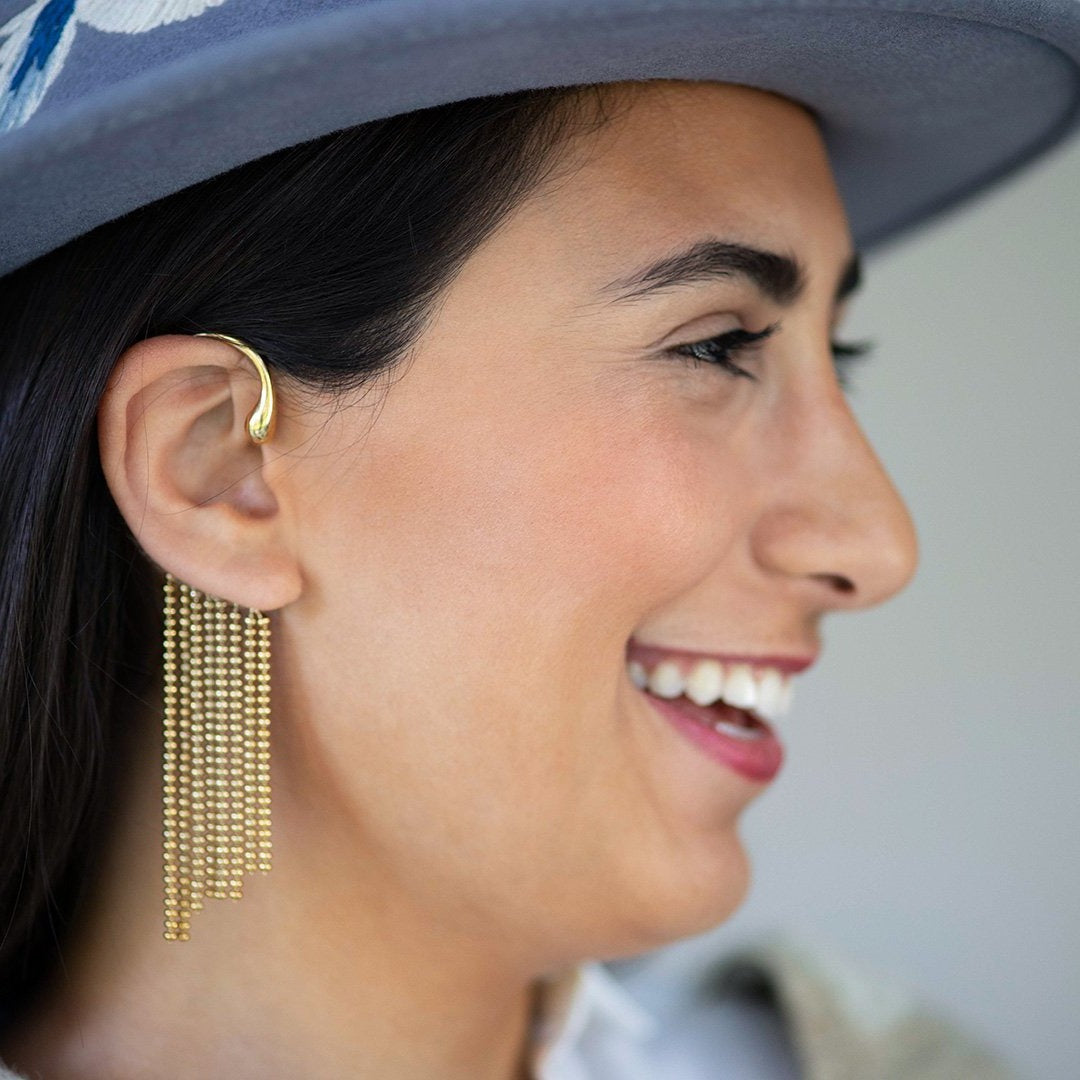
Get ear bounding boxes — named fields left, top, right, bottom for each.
left=97, top=334, right=302, bottom=611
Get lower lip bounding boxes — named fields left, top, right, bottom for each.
left=640, top=689, right=784, bottom=783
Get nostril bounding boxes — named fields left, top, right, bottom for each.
left=814, top=572, right=855, bottom=595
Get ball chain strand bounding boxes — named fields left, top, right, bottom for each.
left=188, top=587, right=207, bottom=915
left=162, top=576, right=183, bottom=940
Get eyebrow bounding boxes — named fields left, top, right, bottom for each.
left=595, top=238, right=862, bottom=309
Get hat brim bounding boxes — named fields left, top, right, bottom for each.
left=1, top=0, right=1078, bottom=275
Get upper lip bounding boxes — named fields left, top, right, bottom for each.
left=627, top=638, right=817, bottom=675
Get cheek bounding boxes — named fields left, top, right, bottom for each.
left=544, top=416, right=733, bottom=615
left=345, top=373, right=730, bottom=637
left=280, top=365, right=748, bottom=945
left=447, top=397, right=735, bottom=662
left=295, top=370, right=742, bottom=750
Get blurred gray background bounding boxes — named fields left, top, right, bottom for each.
left=613, top=133, right=1080, bottom=1079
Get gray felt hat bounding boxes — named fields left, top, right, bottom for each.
left=2, top=0, right=1080, bottom=278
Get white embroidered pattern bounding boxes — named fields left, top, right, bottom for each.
left=0, top=0, right=228, bottom=132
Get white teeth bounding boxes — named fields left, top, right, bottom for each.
left=629, top=654, right=796, bottom=719
left=722, top=664, right=758, bottom=710
left=628, top=660, right=649, bottom=690
left=647, top=660, right=685, bottom=699
left=756, top=668, right=785, bottom=720
left=684, top=659, right=725, bottom=707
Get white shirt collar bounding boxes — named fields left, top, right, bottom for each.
left=528, top=961, right=660, bottom=1077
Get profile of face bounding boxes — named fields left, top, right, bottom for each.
left=102, top=80, right=918, bottom=975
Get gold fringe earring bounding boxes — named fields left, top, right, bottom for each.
left=161, top=579, right=271, bottom=939
left=161, top=332, right=276, bottom=941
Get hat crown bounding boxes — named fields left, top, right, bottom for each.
left=2, top=0, right=1079, bottom=274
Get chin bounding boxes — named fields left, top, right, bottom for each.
left=587, top=831, right=753, bottom=962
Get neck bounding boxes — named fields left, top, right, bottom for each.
left=2, top=714, right=547, bottom=1080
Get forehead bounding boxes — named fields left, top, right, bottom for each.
left=522, top=80, right=852, bottom=282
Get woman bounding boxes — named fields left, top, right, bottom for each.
left=0, top=2, right=1076, bottom=1078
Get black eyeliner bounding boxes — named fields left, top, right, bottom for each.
left=670, top=322, right=780, bottom=381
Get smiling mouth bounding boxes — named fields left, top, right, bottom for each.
left=623, top=645, right=793, bottom=782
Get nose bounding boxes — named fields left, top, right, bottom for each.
left=749, top=382, right=919, bottom=611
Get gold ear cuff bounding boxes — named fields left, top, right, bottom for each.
left=194, top=331, right=276, bottom=443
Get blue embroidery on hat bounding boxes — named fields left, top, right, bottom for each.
left=0, top=0, right=228, bottom=133
left=8, top=0, right=74, bottom=97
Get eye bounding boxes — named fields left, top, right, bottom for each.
left=668, top=323, right=778, bottom=381
left=668, top=322, right=874, bottom=391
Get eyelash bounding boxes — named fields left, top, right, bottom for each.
left=669, top=322, right=873, bottom=391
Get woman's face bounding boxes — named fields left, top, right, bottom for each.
left=273, top=80, right=918, bottom=965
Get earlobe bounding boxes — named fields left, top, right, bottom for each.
left=97, top=334, right=302, bottom=611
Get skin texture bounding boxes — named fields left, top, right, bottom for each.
left=7, top=80, right=917, bottom=1079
